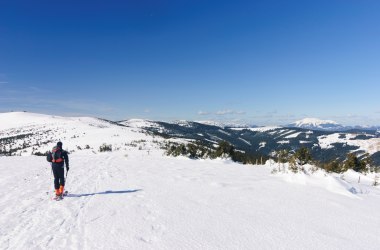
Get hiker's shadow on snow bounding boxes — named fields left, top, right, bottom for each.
left=67, top=189, right=142, bottom=198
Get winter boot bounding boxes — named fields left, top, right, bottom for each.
left=55, top=189, right=60, bottom=197
left=59, top=185, right=64, bottom=195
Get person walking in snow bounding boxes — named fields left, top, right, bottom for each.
left=47, top=141, right=69, bottom=198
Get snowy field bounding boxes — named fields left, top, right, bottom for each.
left=1, top=112, right=380, bottom=250
left=1, top=150, right=380, bottom=250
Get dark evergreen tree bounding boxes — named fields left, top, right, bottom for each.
left=215, top=141, right=234, bottom=158
left=187, top=143, right=198, bottom=159
left=344, top=153, right=367, bottom=172
left=361, top=153, right=374, bottom=172
left=294, top=147, right=312, bottom=165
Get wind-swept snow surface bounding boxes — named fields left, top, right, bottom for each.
left=1, top=151, right=380, bottom=250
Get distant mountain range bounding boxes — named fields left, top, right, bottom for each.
left=126, top=119, right=380, bottom=165
left=287, top=118, right=345, bottom=131
left=1, top=112, right=379, bottom=166
left=194, top=118, right=380, bottom=132
left=287, top=118, right=380, bottom=131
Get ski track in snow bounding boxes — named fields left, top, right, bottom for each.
left=0, top=153, right=160, bottom=250
left=1, top=151, right=380, bottom=250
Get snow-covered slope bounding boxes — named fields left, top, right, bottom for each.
left=0, top=112, right=70, bottom=130
left=1, top=112, right=380, bottom=249
left=0, top=112, right=166, bottom=156
left=119, top=119, right=164, bottom=130
left=318, top=133, right=380, bottom=154
left=288, top=118, right=345, bottom=131
left=1, top=153, right=380, bottom=250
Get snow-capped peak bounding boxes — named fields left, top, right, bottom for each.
left=294, top=118, right=339, bottom=126
left=288, top=118, right=344, bottom=131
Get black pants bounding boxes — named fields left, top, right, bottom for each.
left=52, top=165, right=65, bottom=190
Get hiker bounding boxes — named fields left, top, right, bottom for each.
left=47, top=141, right=69, bottom=197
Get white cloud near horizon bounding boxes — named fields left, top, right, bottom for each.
left=215, top=110, right=246, bottom=116
left=198, top=109, right=246, bottom=116
left=198, top=111, right=210, bottom=115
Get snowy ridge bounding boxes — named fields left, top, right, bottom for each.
left=293, top=118, right=339, bottom=126
left=0, top=112, right=76, bottom=130
left=194, top=120, right=224, bottom=127
left=195, top=120, right=250, bottom=128
left=231, top=126, right=281, bottom=132
left=0, top=112, right=168, bottom=156
left=118, top=119, right=160, bottom=128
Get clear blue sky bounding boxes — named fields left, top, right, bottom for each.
left=1, top=0, right=379, bottom=125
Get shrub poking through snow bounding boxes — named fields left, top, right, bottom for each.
left=32, top=151, right=48, bottom=156
left=165, top=140, right=268, bottom=165
left=289, top=156, right=299, bottom=173
left=99, top=143, right=112, bottom=152
left=319, top=160, right=344, bottom=173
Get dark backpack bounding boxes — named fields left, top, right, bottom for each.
left=51, top=146, right=64, bottom=163
left=46, top=152, right=53, bottom=162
